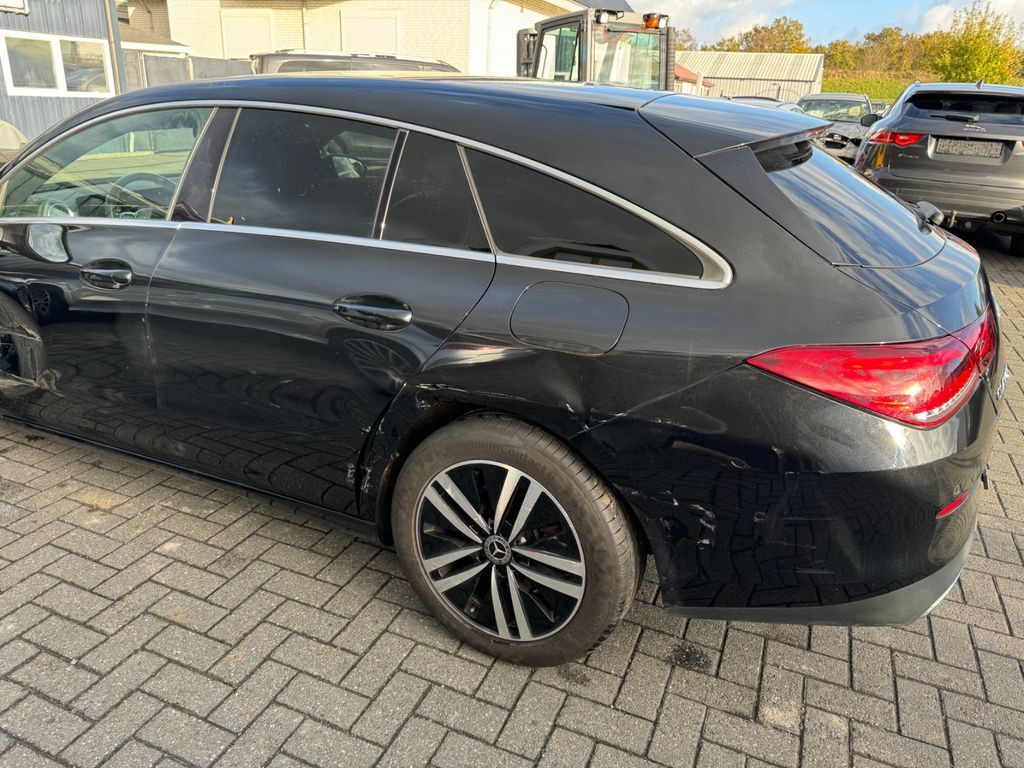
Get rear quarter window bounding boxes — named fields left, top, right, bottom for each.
left=466, top=150, right=703, bottom=277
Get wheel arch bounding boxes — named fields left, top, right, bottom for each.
left=360, top=387, right=654, bottom=570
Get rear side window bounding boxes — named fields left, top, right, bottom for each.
left=908, top=92, right=1024, bottom=121
left=759, top=142, right=943, bottom=267
left=466, top=150, right=703, bottom=277
left=382, top=133, right=489, bottom=252
left=211, top=109, right=396, bottom=237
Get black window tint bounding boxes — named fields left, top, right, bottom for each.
left=759, top=143, right=943, bottom=267
left=382, top=133, right=489, bottom=252
left=467, top=151, right=702, bottom=276
left=211, top=109, right=396, bottom=237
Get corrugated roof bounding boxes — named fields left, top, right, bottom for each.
left=675, top=51, right=824, bottom=82
left=575, top=0, right=634, bottom=11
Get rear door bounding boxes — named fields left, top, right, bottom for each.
left=884, top=90, right=1024, bottom=187
left=146, top=108, right=494, bottom=514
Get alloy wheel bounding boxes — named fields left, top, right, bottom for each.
left=415, top=460, right=585, bottom=641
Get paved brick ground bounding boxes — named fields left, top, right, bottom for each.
left=0, top=239, right=1023, bottom=767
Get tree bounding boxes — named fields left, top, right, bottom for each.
left=929, top=1, right=1022, bottom=82
left=674, top=27, right=697, bottom=52
left=862, top=27, right=912, bottom=70
left=709, top=17, right=812, bottom=53
left=825, top=39, right=860, bottom=70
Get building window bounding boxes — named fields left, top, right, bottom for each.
left=0, top=32, right=113, bottom=96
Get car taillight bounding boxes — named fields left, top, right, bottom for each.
left=748, top=308, right=997, bottom=428
left=869, top=132, right=925, bottom=147
left=953, top=305, right=997, bottom=374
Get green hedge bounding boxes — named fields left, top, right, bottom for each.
left=822, top=71, right=1024, bottom=102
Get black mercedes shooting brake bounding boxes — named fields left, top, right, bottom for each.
left=0, top=76, right=1005, bottom=666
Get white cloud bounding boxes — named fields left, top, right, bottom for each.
left=639, top=0, right=797, bottom=44
left=918, top=0, right=1024, bottom=32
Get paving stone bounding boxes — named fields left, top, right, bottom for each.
left=146, top=625, right=229, bottom=672
left=268, top=599, right=346, bottom=643
left=557, top=695, right=653, bottom=755
left=10, top=652, right=98, bottom=705
left=277, top=672, right=369, bottom=730
left=850, top=722, right=950, bottom=768
left=138, top=707, right=233, bottom=767
left=74, top=652, right=166, bottom=720
left=24, top=615, right=105, bottom=660
left=81, top=615, right=165, bottom=673
left=802, top=707, right=850, bottom=768
left=420, top=685, right=509, bottom=743
left=214, top=704, right=303, bottom=768
left=271, top=632, right=356, bottom=684
left=209, top=622, right=289, bottom=685
left=349, top=670, right=430, bottom=746
left=282, top=719, right=381, bottom=768
left=209, top=660, right=295, bottom=733
left=539, top=727, right=596, bottom=768
left=377, top=716, right=446, bottom=768
left=141, top=663, right=232, bottom=717
left=61, top=692, right=163, bottom=768
left=0, top=694, right=89, bottom=755
left=401, top=644, right=488, bottom=695
left=432, top=732, right=533, bottom=768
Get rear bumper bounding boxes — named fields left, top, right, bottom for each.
left=668, top=525, right=973, bottom=625
left=868, top=170, right=1024, bottom=225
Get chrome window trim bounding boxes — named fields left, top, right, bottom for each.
left=376, top=128, right=408, bottom=240
left=179, top=221, right=495, bottom=263
left=207, top=108, right=240, bottom=223
left=0, top=97, right=733, bottom=289
left=0, top=216, right=182, bottom=230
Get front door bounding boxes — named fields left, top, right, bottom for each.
left=147, top=109, right=494, bottom=516
left=0, top=107, right=214, bottom=449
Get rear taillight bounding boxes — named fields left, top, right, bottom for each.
left=869, top=132, right=925, bottom=147
left=936, top=484, right=974, bottom=519
left=748, top=308, right=997, bottom=428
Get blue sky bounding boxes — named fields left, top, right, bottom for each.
left=641, top=0, right=1024, bottom=45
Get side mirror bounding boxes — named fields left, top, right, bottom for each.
left=860, top=113, right=880, bottom=128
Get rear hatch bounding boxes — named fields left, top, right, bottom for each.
left=640, top=95, right=990, bottom=331
left=881, top=90, right=1024, bottom=188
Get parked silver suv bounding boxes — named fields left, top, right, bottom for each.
left=855, top=82, right=1024, bottom=253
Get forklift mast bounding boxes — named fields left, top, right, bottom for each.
left=518, top=9, right=674, bottom=91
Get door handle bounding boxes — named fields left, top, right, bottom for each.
left=332, top=294, right=413, bottom=331
left=81, top=261, right=133, bottom=289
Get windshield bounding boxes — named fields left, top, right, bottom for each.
left=798, top=98, right=869, bottom=123
left=592, top=27, right=661, bottom=90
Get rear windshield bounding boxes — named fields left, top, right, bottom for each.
left=759, top=141, right=944, bottom=267
left=907, top=92, right=1024, bottom=122
left=797, top=98, right=869, bottom=123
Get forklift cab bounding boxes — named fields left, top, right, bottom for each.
left=518, top=9, right=673, bottom=91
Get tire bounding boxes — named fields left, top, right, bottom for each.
left=392, top=415, right=638, bottom=666
left=1012, top=234, right=1024, bottom=257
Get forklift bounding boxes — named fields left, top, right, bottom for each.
left=517, top=8, right=676, bottom=91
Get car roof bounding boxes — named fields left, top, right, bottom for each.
left=910, top=81, right=1024, bottom=95
left=799, top=93, right=867, bottom=101
left=253, top=50, right=448, bottom=65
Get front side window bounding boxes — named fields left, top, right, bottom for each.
left=382, top=133, right=488, bottom=252
left=211, top=109, right=397, bottom=237
left=0, top=108, right=214, bottom=220
left=2, top=34, right=112, bottom=95
left=537, top=25, right=580, bottom=82
left=467, top=150, right=703, bottom=277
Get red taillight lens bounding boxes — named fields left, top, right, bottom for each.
left=936, top=485, right=974, bottom=519
left=953, top=306, right=997, bottom=375
left=748, top=308, right=998, bottom=428
left=869, top=132, right=925, bottom=147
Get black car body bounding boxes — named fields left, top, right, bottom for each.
left=0, top=77, right=1003, bottom=664
left=855, top=82, right=1024, bottom=247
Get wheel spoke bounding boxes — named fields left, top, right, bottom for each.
left=490, top=565, right=512, bottom=639
left=511, top=562, right=583, bottom=600
left=507, top=479, right=543, bottom=542
left=436, top=472, right=491, bottom=535
left=493, top=467, right=522, bottom=533
left=425, top=487, right=483, bottom=544
left=432, top=561, right=488, bottom=593
left=422, top=546, right=479, bottom=573
left=507, top=568, right=534, bottom=641
left=512, top=546, right=584, bottom=577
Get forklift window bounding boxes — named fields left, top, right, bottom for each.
left=592, top=28, right=661, bottom=90
left=537, top=24, right=580, bottom=82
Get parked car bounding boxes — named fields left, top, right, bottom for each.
left=798, top=92, right=874, bottom=161
left=250, top=50, right=458, bottom=75
left=0, top=76, right=1002, bottom=666
left=870, top=99, right=889, bottom=115
left=856, top=82, right=1024, bottom=253
left=728, top=96, right=805, bottom=112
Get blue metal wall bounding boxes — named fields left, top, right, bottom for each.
left=0, top=0, right=110, bottom=139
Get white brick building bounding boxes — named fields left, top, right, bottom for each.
left=124, top=0, right=605, bottom=76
